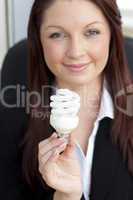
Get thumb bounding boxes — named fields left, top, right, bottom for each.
left=63, top=135, right=77, bottom=159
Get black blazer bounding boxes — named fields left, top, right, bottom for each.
left=0, top=103, right=133, bottom=200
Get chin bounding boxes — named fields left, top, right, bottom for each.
left=65, top=77, right=92, bottom=86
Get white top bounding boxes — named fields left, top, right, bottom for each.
left=74, top=85, right=114, bottom=200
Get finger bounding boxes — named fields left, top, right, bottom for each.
left=39, top=131, right=64, bottom=154
left=39, top=141, right=67, bottom=166
left=39, top=149, right=53, bottom=166
left=39, top=136, right=66, bottom=157
left=62, top=135, right=77, bottom=158
left=39, top=132, right=57, bottom=149
left=39, top=149, right=53, bottom=174
left=39, top=142, right=67, bottom=174
left=47, top=142, right=68, bottom=162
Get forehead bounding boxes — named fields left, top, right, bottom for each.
left=42, top=0, right=108, bottom=28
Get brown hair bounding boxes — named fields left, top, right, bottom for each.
left=22, top=0, right=133, bottom=190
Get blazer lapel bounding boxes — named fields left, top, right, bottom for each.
left=89, top=117, right=118, bottom=200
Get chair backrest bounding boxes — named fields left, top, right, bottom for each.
left=124, top=37, right=133, bottom=75
left=1, top=39, right=28, bottom=89
left=1, top=39, right=28, bottom=105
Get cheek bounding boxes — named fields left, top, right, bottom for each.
left=90, top=38, right=110, bottom=67
left=41, top=42, right=66, bottom=76
left=43, top=42, right=65, bottom=65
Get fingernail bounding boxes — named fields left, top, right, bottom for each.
left=58, top=137, right=66, bottom=142
left=60, top=142, right=67, bottom=148
left=51, top=132, right=57, bottom=138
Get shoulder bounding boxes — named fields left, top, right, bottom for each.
left=92, top=117, right=133, bottom=199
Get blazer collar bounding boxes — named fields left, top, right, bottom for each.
left=88, top=117, right=118, bottom=200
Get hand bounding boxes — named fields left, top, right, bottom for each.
left=38, top=132, right=82, bottom=197
left=54, top=190, right=81, bottom=200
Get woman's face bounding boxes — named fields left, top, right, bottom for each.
left=40, top=0, right=111, bottom=88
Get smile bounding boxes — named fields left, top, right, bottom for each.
left=63, top=63, right=89, bottom=72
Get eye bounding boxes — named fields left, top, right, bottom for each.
left=49, top=32, right=66, bottom=39
left=85, top=29, right=100, bottom=37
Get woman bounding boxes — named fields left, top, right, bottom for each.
left=1, top=0, right=133, bottom=200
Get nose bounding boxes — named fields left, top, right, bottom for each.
left=65, top=36, right=86, bottom=59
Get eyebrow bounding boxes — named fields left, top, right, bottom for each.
left=45, top=21, right=104, bottom=31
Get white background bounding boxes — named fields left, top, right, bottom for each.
left=12, top=0, right=34, bottom=44
left=117, top=0, right=133, bottom=9
left=0, top=0, right=7, bottom=68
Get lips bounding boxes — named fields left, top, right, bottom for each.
left=63, top=63, right=89, bottom=72
left=63, top=63, right=88, bottom=68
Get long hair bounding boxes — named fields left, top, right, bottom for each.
left=22, top=0, right=133, bottom=190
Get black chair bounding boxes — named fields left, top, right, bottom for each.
left=1, top=39, right=28, bottom=89
left=1, top=37, right=133, bottom=90
left=124, top=37, right=133, bottom=75
left=1, top=40, right=28, bottom=104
